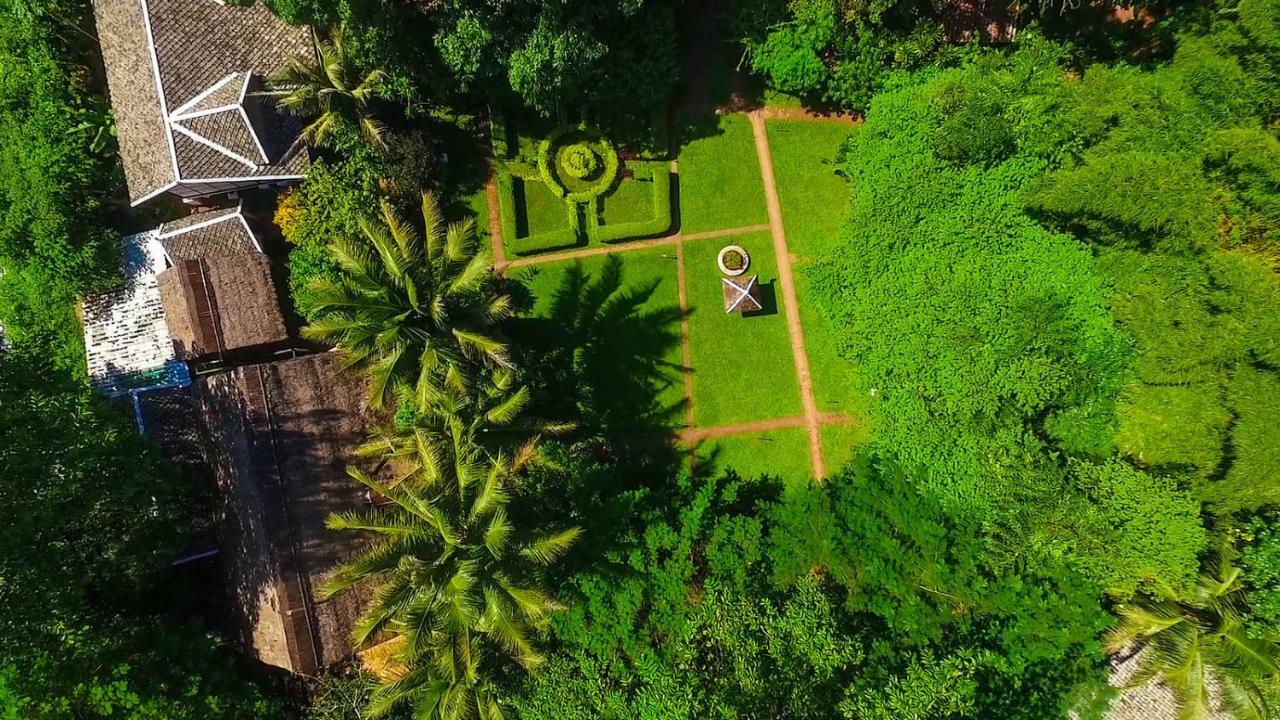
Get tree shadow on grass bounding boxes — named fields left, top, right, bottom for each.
left=511, top=254, right=688, bottom=438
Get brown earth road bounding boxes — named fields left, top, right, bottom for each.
left=752, top=106, right=862, bottom=125
left=749, top=111, right=826, bottom=481
left=502, top=224, right=771, bottom=270
left=679, top=412, right=853, bottom=443
left=485, top=174, right=506, bottom=267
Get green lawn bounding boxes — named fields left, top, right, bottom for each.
left=696, top=427, right=812, bottom=486
left=513, top=247, right=687, bottom=429
left=600, top=176, right=655, bottom=225
left=677, top=115, right=768, bottom=233
left=821, top=423, right=869, bottom=478
left=766, top=120, right=867, bottom=424
left=683, top=231, right=801, bottom=426
left=522, top=178, right=570, bottom=236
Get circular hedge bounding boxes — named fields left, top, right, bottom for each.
left=561, top=143, right=601, bottom=180
left=538, top=125, right=619, bottom=203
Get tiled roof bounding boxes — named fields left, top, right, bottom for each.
left=83, top=231, right=181, bottom=394
left=159, top=205, right=260, bottom=262
left=92, top=0, right=312, bottom=203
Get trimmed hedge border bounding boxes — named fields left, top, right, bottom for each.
left=587, top=165, right=673, bottom=244
left=496, top=172, right=518, bottom=244
left=538, top=125, right=620, bottom=203
left=495, top=170, right=583, bottom=256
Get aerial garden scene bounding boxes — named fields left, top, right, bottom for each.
left=2, top=0, right=1280, bottom=718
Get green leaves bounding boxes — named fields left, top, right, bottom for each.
left=273, top=32, right=388, bottom=149
left=304, top=191, right=510, bottom=410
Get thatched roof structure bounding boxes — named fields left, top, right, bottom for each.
left=722, top=275, right=764, bottom=314
left=157, top=252, right=288, bottom=361
left=194, top=352, right=372, bottom=676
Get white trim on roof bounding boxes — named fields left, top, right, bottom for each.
left=171, top=121, right=261, bottom=171
left=179, top=173, right=305, bottom=183
left=158, top=203, right=244, bottom=238
left=237, top=213, right=265, bottom=254
left=171, top=72, right=240, bottom=118
left=723, top=275, right=761, bottom=314
left=130, top=180, right=179, bottom=208
left=137, top=0, right=182, bottom=190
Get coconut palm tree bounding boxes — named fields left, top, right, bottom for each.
left=323, top=445, right=581, bottom=719
left=302, top=192, right=511, bottom=409
left=1106, top=552, right=1280, bottom=720
left=357, top=369, right=573, bottom=490
left=272, top=32, right=388, bottom=148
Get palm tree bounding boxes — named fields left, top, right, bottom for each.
left=323, top=445, right=581, bottom=719
left=357, top=369, right=572, bottom=490
left=272, top=32, right=388, bottom=148
left=302, top=192, right=511, bottom=409
left=1106, top=552, right=1280, bottom=720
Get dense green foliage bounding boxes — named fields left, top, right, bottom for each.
left=263, top=0, right=678, bottom=116
left=736, top=0, right=960, bottom=111
left=0, top=350, right=287, bottom=718
left=0, top=1, right=124, bottom=367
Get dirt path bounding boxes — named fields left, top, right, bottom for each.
left=485, top=175, right=506, bottom=267
left=752, top=106, right=862, bottom=125
left=501, top=223, right=770, bottom=270
left=749, top=112, right=826, bottom=480
left=679, top=414, right=806, bottom=442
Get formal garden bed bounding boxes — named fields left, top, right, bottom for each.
left=494, top=117, right=674, bottom=256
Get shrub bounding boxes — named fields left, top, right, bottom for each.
left=537, top=125, right=620, bottom=203
left=560, top=143, right=601, bottom=179
left=496, top=171, right=519, bottom=244
left=513, top=228, right=580, bottom=255
left=587, top=166, right=672, bottom=243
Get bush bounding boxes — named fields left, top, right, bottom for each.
left=586, top=166, right=672, bottom=243
left=496, top=171, right=519, bottom=245
left=537, top=125, right=620, bottom=203
left=513, top=227, right=581, bottom=255
left=560, top=143, right=601, bottom=179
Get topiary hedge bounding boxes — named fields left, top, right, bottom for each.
left=587, top=165, right=673, bottom=244
left=495, top=170, right=584, bottom=256
left=538, top=125, right=620, bottom=203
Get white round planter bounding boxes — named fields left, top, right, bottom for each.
left=717, top=245, right=750, bottom=276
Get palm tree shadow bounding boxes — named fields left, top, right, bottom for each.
left=512, top=254, right=687, bottom=437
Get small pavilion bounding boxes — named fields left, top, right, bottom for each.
left=722, top=275, right=763, bottom=315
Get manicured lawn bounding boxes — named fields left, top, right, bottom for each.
left=821, top=422, right=869, bottom=478
left=600, top=176, right=655, bottom=225
left=766, top=120, right=866, bottom=423
left=677, top=114, right=768, bottom=233
left=683, top=231, right=801, bottom=426
left=523, top=178, right=570, bottom=236
left=513, top=247, right=687, bottom=429
left=697, top=427, right=811, bottom=485
left=765, top=120, right=852, bottom=252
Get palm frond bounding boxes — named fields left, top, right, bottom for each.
left=519, top=527, right=583, bottom=566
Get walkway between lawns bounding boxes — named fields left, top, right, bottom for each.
left=489, top=110, right=858, bottom=481
left=748, top=111, right=826, bottom=480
